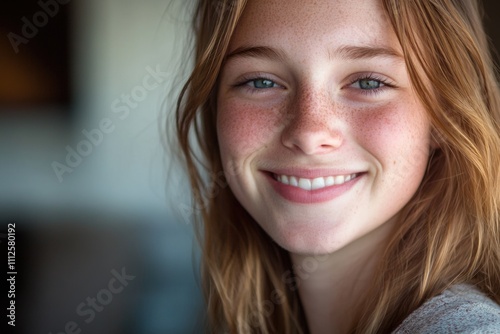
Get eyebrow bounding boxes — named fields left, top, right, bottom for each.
left=225, top=46, right=287, bottom=63
left=332, top=45, right=403, bottom=61
left=224, top=45, right=403, bottom=63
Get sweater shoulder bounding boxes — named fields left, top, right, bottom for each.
left=393, top=284, right=500, bottom=333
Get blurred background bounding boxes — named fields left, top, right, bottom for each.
left=0, top=1, right=499, bottom=334
left=0, top=1, right=202, bottom=333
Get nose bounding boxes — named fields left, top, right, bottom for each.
left=281, top=89, right=343, bottom=155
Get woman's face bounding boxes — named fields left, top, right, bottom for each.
left=217, top=0, right=432, bottom=254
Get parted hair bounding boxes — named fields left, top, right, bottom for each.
left=175, top=0, right=500, bottom=332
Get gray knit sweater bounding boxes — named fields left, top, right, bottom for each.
left=393, top=284, right=500, bottom=333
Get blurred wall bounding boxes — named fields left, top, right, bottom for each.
left=69, top=0, right=191, bottom=215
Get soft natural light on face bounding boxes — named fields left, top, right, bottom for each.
left=217, top=0, right=432, bottom=255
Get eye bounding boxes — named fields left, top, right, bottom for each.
left=248, top=78, right=278, bottom=89
left=233, top=75, right=284, bottom=94
left=355, top=78, right=383, bottom=90
left=345, top=73, right=396, bottom=97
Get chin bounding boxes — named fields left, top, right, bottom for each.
left=265, top=221, right=357, bottom=256
left=261, top=214, right=395, bottom=257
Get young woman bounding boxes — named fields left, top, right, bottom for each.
left=175, top=0, right=500, bottom=332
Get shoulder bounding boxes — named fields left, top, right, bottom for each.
left=393, top=284, right=500, bottom=334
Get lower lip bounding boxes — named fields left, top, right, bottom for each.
left=266, top=173, right=363, bottom=204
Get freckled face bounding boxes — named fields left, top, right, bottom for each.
left=217, top=0, right=432, bottom=254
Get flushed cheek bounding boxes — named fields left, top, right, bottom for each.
left=217, top=100, right=284, bottom=158
left=350, top=99, right=430, bottom=200
left=351, top=101, right=430, bottom=180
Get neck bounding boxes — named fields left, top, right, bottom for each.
left=290, top=221, right=394, bottom=334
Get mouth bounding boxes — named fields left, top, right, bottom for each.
left=272, top=173, right=360, bottom=191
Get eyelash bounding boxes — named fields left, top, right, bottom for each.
left=234, top=74, right=281, bottom=93
left=346, top=73, right=396, bottom=96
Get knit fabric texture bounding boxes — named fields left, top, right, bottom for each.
left=393, top=284, right=500, bottom=333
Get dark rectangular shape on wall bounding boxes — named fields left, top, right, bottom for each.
left=0, top=1, right=72, bottom=112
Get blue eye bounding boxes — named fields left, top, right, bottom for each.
left=355, top=78, right=383, bottom=90
left=233, top=75, right=283, bottom=95
left=345, top=74, right=396, bottom=98
left=250, top=78, right=277, bottom=89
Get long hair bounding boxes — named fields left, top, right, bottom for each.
left=174, top=0, right=500, bottom=332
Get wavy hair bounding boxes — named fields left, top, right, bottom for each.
left=174, top=0, right=500, bottom=332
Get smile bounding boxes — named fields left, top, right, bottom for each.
left=273, top=173, right=358, bottom=191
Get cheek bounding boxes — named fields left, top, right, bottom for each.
left=217, top=100, right=283, bottom=157
left=358, top=98, right=428, bottom=143
left=352, top=100, right=431, bottom=176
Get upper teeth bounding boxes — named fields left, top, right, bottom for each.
left=275, top=173, right=357, bottom=190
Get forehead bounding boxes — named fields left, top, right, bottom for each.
left=228, top=0, right=400, bottom=55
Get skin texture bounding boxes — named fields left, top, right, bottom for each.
left=217, top=0, right=433, bottom=332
